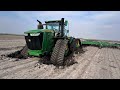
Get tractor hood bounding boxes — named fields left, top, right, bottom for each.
left=24, top=29, right=54, bottom=34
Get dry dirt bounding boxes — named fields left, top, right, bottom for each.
left=0, top=35, right=120, bottom=79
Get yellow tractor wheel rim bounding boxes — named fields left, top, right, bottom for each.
left=76, top=41, right=80, bottom=47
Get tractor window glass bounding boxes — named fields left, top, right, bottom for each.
left=64, top=25, right=69, bottom=36
left=43, top=25, right=46, bottom=29
left=46, top=23, right=59, bottom=32
left=47, top=25, right=52, bottom=30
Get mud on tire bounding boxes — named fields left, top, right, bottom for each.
left=50, top=39, right=68, bottom=66
left=7, top=44, right=28, bottom=59
left=70, top=39, right=83, bottom=55
left=20, top=45, right=28, bottom=59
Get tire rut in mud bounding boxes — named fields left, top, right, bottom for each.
left=65, top=47, right=99, bottom=79
left=43, top=47, right=96, bottom=79
left=0, top=58, right=36, bottom=70
left=0, top=59, right=38, bottom=78
left=0, top=46, right=24, bottom=51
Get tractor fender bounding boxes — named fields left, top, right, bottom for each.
left=67, top=37, right=75, bottom=49
left=69, top=37, right=75, bottom=44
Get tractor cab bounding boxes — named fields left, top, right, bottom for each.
left=44, top=19, right=69, bottom=37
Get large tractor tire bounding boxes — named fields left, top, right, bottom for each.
left=7, top=44, right=28, bottom=59
left=20, top=45, right=28, bottom=59
left=50, top=39, right=62, bottom=65
left=75, top=39, right=82, bottom=49
left=50, top=39, right=68, bottom=66
left=70, top=39, right=76, bottom=52
left=70, top=39, right=82, bottom=53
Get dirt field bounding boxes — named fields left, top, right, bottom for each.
left=0, top=35, right=120, bottom=79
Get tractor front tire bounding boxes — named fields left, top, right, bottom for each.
left=50, top=39, right=68, bottom=66
left=20, top=45, right=28, bottom=59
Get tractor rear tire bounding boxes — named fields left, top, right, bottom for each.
left=70, top=39, right=82, bottom=53
left=77, top=39, right=82, bottom=49
left=70, top=39, right=76, bottom=52
left=50, top=39, right=68, bottom=66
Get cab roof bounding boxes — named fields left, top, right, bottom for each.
left=45, top=20, right=61, bottom=23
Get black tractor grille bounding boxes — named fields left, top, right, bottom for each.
left=25, top=33, right=43, bottom=50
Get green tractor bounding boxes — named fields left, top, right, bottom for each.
left=8, top=18, right=82, bottom=66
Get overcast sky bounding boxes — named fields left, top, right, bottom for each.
left=0, top=11, right=120, bottom=41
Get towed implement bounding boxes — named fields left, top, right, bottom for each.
left=7, top=18, right=82, bottom=66
left=81, top=39, right=120, bottom=49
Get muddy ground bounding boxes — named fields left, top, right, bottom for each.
left=0, top=35, right=120, bottom=79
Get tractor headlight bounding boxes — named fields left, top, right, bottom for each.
left=30, top=33, right=40, bottom=36
left=28, top=39, right=31, bottom=42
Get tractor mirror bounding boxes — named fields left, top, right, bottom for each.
left=65, top=20, right=68, bottom=26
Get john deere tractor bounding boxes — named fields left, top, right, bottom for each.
left=8, top=18, right=82, bottom=66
